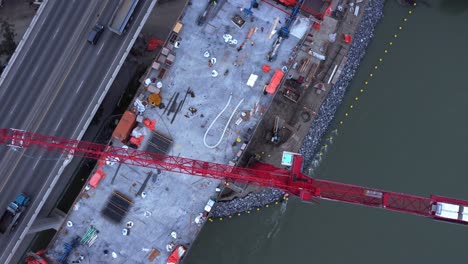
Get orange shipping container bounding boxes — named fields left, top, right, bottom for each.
left=265, top=69, right=284, bottom=94
left=112, top=110, right=137, bottom=143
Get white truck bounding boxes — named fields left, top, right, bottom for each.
left=108, top=0, right=140, bottom=35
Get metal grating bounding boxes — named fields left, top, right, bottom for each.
left=101, top=190, right=133, bottom=223
left=146, top=130, right=173, bottom=154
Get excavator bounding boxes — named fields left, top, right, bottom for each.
left=267, top=0, right=303, bottom=61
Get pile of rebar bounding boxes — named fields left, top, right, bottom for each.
left=80, top=226, right=99, bottom=247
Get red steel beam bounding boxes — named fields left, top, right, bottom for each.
left=0, top=128, right=466, bottom=225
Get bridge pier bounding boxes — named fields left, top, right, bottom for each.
left=28, top=208, right=66, bottom=234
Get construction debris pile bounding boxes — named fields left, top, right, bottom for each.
left=300, top=0, right=385, bottom=166
left=210, top=188, right=285, bottom=218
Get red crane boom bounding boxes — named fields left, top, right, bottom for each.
left=1, top=128, right=468, bottom=226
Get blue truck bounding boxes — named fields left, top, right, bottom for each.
left=108, top=0, right=140, bottom=35
left=0, top=193, right=30, bottom=234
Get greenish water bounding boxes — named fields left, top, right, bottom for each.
left=185, top=1, right=468, bottom=263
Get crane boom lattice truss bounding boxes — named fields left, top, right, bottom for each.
left=1, top=128, right=468, bottom=226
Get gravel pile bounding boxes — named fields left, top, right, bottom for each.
left=300, top=0, right=385, bottom=167
left=212, top=0, right=386, bottom=216
left=210, top=188, right=285, bottom=218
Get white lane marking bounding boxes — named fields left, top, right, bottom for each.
left=33, top=159, right=41, bottom=171
left=97, top=43, right=105, bottom=55
left=54, top=118, right=63, bottom=131
left=9, top=102, right=19, bottom=116
left=31, top=65, right=40, bottom=77
left=76, top=80, right=84, bottom=94
left=0, top=0, right=49, bottom=95
left=52, top=28, right=60, bottom=39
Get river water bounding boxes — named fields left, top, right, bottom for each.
left=185, top=1, right=468, bottom=263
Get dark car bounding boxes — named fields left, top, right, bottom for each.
left=87, top=24, right=104, bottom=45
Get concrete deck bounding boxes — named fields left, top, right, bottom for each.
left=47, top=0, right=302, bottom=263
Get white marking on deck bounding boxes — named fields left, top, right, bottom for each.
left=9, top=103, right=19, bottom=116
left=76, top=80, right=84, bottom=94
left=97, top=43, right=105, bottom=55
left=32, top=65, right=40, bottom=77
left=54, top=118, right=63, bottom=131
left=33, top=159, right=41, bottom=171
left=52, top=28, right=60, bottom=39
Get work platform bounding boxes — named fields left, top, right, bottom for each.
left=47, top=0, right=302, bottom=262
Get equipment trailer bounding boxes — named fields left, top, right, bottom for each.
left=108, top=0, right=140, bottom=35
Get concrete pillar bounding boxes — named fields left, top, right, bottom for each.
left=28, top=208, right=66, bottom=234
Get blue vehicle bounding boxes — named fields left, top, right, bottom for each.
left=0, top=193, right=30, bottom=234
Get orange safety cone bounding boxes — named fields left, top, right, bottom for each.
left=343, top=34, right=352, bottom=44
left=313, top=22, right=321, bottom=31
left=144, top=119, right=156, bottom=131
left=129, top=136, right=144, bottom=147
left=262, top=64, right=271, bottom=73
left=149, top=120, right=156, bottom=131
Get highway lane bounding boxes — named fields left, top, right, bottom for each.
left=0, top=0, right=156, bottom=262
left=0, top=0, right=105, bottom=241
left=0, top=0, right=59, bottom=92
left=0, top=1, right=70, bottom=110
left=0, top=0, right=118, bottom=196
left=0, top=1, right=90, bottom=178
left=0, top=0, right=103, bottom=235
left=0, top=0, right=109, bottom=187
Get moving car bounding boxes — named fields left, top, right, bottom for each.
left=87, top=24, right=104, bottom=45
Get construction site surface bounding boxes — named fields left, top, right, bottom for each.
left=47, top=0, right=306, bottom=263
